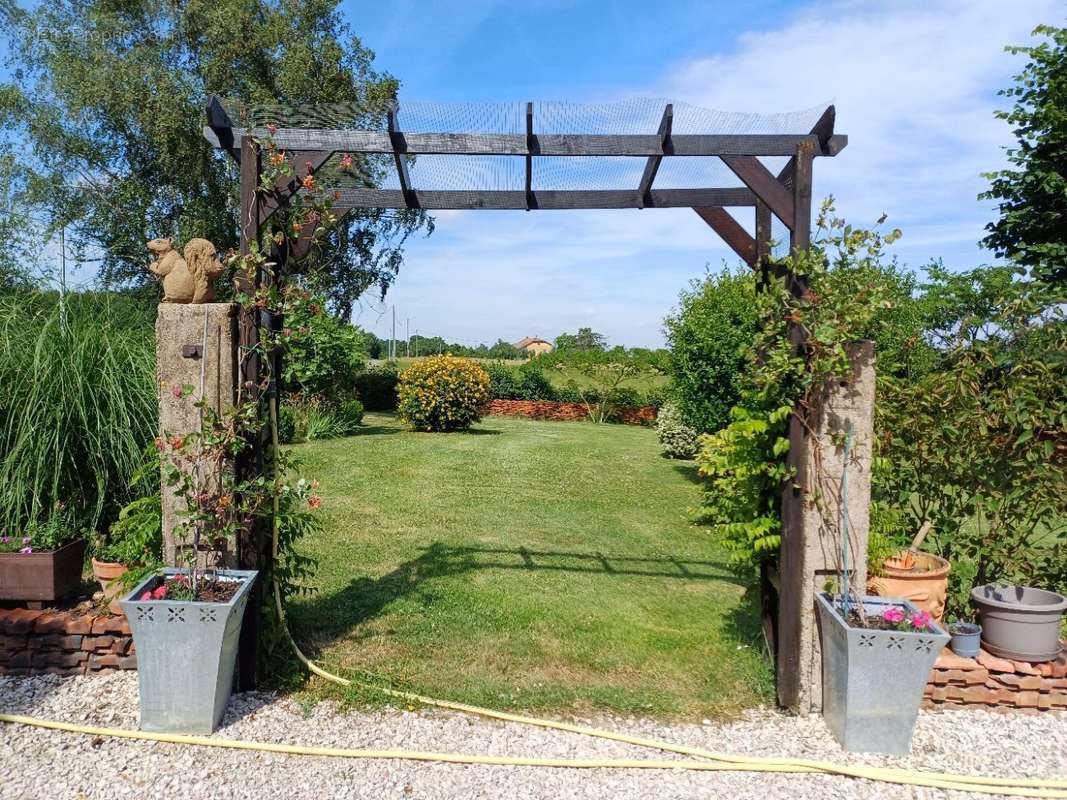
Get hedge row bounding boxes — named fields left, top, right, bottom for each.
left=352, top=362, right=665, bottom=411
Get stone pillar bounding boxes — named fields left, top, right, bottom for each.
left=156, top=303, right=239, bottom=568
left=777, top=341, right=875, bottom=714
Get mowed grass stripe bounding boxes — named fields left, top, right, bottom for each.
left=288, top=412, right=772, bottom=719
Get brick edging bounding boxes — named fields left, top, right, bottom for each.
left=486, top=398, right=657, bottom=425
left=0, top=608, right=136, bottom=675
left=924, top=645, right=1067, bottom=712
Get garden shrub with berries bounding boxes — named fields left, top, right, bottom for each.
left=397, top=355, right=490, bottom=432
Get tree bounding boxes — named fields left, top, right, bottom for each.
left=663, top=268, right=758, bottom=433
left=0, top=0, right=430, bottom=312
left=981, top=25, right=1067, bottom=285
left=554, top=327, right=607, bottom=352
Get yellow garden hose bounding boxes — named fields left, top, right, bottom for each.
left=4, top=397, right=1058, bottom=796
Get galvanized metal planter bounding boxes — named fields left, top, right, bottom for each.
left=120, top=568, right=257, bottom=734
left=816, top=593, right=948, bottom=756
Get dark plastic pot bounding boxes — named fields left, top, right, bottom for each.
left=948, top=622, right=982, bottom=658
left=971, top=584, right=1067, bottom=663
left=0, top=539, right=87, bottom=602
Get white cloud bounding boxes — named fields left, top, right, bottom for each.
left=371, top=0, right=1058, bottom=346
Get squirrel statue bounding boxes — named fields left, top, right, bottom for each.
left=147, top=238, right=224, bottom=303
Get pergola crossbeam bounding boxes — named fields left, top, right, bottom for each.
left=203, top=126, right=835, bottom=158
left=322, top=187, right=757, bottom=210
left=636, top=103, right=672, bottom=208
left=388, top=102, right=413, bottom=208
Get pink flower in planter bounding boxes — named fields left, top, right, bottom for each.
left=139, top=591, right=152, bottom=601
left=19, top=547, right=32, bottom=554
left=151, top=585, right=168, bottom=600
left=882, top=607, right=905, bottom=624
left=910, top=610, right=932, bottom=630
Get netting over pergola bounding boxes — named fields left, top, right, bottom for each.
left=200, top=95, right=847, bottom=691
left=204, top=96, right=845, bottom=268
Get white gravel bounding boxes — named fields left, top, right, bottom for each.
left=0, top=673, right=1064, bottom=799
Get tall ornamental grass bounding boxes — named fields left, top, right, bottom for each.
left=0, top=292, right=157, bottom=534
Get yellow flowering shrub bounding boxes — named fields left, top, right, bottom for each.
left=397, top=355, right=491, bottom=432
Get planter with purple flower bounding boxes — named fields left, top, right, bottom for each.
left=816, top=593, right=949, bottom=756
left=0, top=511, right=86, bottom=605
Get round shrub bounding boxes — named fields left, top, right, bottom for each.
left=355, top=365, right=399, bottom=410
left=397, top=355, right=490, bottom=432
left=656, top=402, right=700, bottom=459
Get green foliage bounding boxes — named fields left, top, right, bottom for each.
left=281, top=291, right=366, bottom=400
left=354, top=364, right=399, bottom=410
left=655, top=402, right=700, bottom=460
left=874, top=274, right=1067, bottom=617
left=0, top=0, right=429, bottom=311
left=282, top=395, right=364, bottom=442
left=93, top=447, right=162, bottom=569
left=277, top=404, right=297, bottom=444
left=695, top=203, right=906, bottom=577
left=663, top=268, right=759, bottom=433
left=554, top=327, right=608, bottom=353
left=981, top=25, right=1067, bottom=285
left=0, top=292, right=156, bottom=534
left=550, top=349, right=661, bottom=424
left=397, top=355, right=490, bottom=432
left=485, top=361, right=557, bottom=400
left=0, top=507, right=82, bottom=553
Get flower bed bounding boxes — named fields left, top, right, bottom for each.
left=485, top=399, right=656, bottom=426
left=924, top=644, right=1067, bottom=712
left=0, top=608, right=135, bottom=676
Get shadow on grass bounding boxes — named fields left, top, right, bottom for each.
left=670, top=461, right=704, bottom=485
left=289, top=542, right=748, bottom=662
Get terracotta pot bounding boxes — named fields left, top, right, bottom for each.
left=91, top=558, right=129, bottom=615
left=867, top=551, right=951, bottom=623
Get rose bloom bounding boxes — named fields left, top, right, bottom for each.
left=301, top=174, right=315, bottom=191
left=340, top=153, right=353, bottom=170
left=168, top=435, right=185, bottom=449
left=308, top=495, right=322, bottom=510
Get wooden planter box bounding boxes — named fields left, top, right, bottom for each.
left=0, top=539, right=87, bottom=603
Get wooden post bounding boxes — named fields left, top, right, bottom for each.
left=236, top=135, right=264, bottom=691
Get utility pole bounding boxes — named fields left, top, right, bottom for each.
left=414, top=329, right=418, bottom=357
left=391, top=305, right=396, bottom=360
left=406, top=317, right=410, bottom=358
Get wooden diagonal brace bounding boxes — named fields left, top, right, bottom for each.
left=693, top=207, right=757, bottom=267
left=721, top=155, right=794, bottom=231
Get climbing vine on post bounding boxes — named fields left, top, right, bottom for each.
left=696, top=200, right=901, bottom=577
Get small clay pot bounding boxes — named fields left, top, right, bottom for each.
left=91, top=558, right=128, bottom=616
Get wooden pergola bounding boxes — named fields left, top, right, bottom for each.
left=202, top=96, right=848, bottom=692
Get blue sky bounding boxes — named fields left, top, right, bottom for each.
left=342, top=0, right=1060, bottom=347
left=5, top=0, right=1059, bottom=346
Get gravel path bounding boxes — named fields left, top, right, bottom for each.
left=0, top=673, right=1063, bottom=799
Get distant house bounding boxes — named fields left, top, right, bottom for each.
left=513, top=336, right=554, bottom=356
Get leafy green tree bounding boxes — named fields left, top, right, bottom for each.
left=555, top=327, right=607, bottom=352
left=875, top=274, right=1067, bottom=616
left=981, top=25, right=1067, bottom=285
left=0, top=0, right=429, bottom=312
left=663, top=268, right=758, bottom=433
left=281, top=292, right=365, bottom=399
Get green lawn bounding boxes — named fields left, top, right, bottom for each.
left=288, top=412, right=771, bottom=719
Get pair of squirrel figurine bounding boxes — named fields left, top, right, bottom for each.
left=147, top=238, right=224, bottom=303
